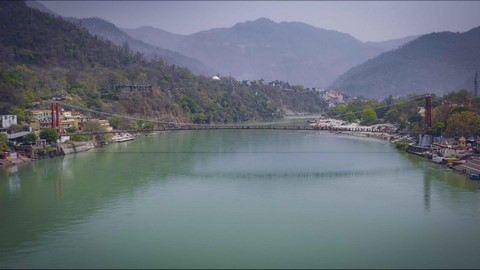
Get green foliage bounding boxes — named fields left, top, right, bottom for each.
left=395, top=138, right=410, bottom=151
left=7, top=124, right=29, bottom=133
left=108, top=116, right=122, bottom=130
left=81, top=120, right=105, bottom=132
left=361, top=108, right=377, bottom=125
left=24, top=132, right=37, bottom=143
left=9, top=107, right=27, bottom=122
left=143, top=122, right=154, bottom=129
left=180, top=96, right=202, bottom=114
left=65, top=126, right=77, bottom=133
left=332, top=104, right=348, bottom=116
left=0, top=1, right=330, bottom=126
left=444, top=111, right=480, bottom=137
left=0, top=133, right=9, bottom=151
left=70, top=134, right=92, bottom=141
left=443, top=90, right=473, bottom=105
left=342, top=111, right=357, bottom=123
left=450, top=106, right=470, bottom=115
left=430, top=122, right=445, bottom=137
left=39, top=128, right=59, bottom=143
left=96, top=133, right=113, bottom=142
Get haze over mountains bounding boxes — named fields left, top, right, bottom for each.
left=67, top=17, right=216, bottom=76
left=1, top=1, right=329, bottom=122
left=329, top=27, right=480, bottom=98
left=22, top=1, right=480, bottom=99
left=125, top=18, right=385, bottom=88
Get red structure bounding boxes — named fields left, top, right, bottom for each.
left=51, top=102, right=56, bottom=130
left=56, top=102, right=61, bottom=136
left=51, top=102, right=61, bottom=136
left=424, top=95, right=432, bottom=134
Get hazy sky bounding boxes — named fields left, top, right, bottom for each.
left=39, top=1, right=480, bottom=42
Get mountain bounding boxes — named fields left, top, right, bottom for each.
left=0, top=1, right=328, bottom=123
left=329, top=27, right=480, bottom=98
left=126, top=18, right=384, bottom=88
left=66, top=17, right=216, bottom=76
left=25, top=0, right=57, bottom=16
left=25, top=1, right=215, bottom=76
left=365, top=35, right=420, bottom=51
left=122, top=26, right=185, bottom=52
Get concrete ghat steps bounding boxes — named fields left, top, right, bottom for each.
left=453, top=159, right=480, bottom=174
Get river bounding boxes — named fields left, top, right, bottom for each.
left=1, top=130, right=480, bottom=268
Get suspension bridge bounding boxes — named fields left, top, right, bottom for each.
left=52, top=93, right=431, bottom=137
left=62, top=124, right=391, bottom=137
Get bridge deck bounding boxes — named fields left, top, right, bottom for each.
left=64, top=125, right=394, bottom=136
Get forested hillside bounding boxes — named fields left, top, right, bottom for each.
left=329, top=27, right=480, bottom=98
left=67, top=17, right=216, bottom=76
left=0, top=1, right=327, bottom=126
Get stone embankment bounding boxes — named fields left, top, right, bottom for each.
left=310, top=118, right=398, bottom=142
left=59, top=141, right=95, bottom=155
left=0, top=140, right=97, bottom=167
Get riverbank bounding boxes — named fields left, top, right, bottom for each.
left=309, top=118, right=398, bottom=141
left=307, top=117, right=474, bottom=178
left=0, top=131, right=157, bottom=168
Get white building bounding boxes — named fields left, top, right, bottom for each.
left=1, top=115, right=17, bottom=129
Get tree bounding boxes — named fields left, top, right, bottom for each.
left=343, top=111, right=357, bottom=123
left=432, top=104, right=453, bottom=124
left=40, top=128, right=59, bottom=143
left=81, top=120, right=105, bottom=132
left=430, top=122, right=446, bottom=137
left=24, top=132, right=37, bottom=144
left=108, top=116, right=122, bottom=130
left=143, top=122, right=154, bottom=129
left=7, top=124, right=28, bottom=133
left=0, top=133, right=9, bottom=151
left=444, top=111, right=480, bottom=137
left=361, top=108, right=377, bottom=125
left=334, top=104, right=348, bottom=115
left=443, top=89, right=472, bottom=105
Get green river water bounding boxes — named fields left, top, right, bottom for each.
left=1, top=130, right=480, bottom=268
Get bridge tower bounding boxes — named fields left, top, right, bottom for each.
left=56, top=102, right=61, bottom=136
left=424, top=95, right=432, bottom=134
left=51, top=102, right=56, bottom=130
left=51, top=102, right=61, bottom=136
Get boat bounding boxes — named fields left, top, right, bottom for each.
left=111, top=133, right=135, bottom=143
left=430, top=156, right=444, bottom=164
left=469, top=174, right=480, bottom=180
left=442, top=157, right=462, bottom=164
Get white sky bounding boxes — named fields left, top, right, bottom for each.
left=39, top=1, right=480, bottom=42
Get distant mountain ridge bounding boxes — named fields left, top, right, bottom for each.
left=25, top=0, right=57, bottom=16
left=122, top=26, right=185, bottom=53
left=25, top=1, right=215, bottom=76
left=0, top=1, right=329, bottom=122
left=365, top=35, right=420, bottom=51
left=26, top=2, right=419, bottom=89
left=126, top=18, right=387, bottom=87
left=67, top=17, right=216, bottom=76
left=329, top=27, right=480, bottom=98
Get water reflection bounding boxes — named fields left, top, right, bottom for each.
left=424, top=172, right=431, bottom=214
left=1, top=130, right=480, bottom=268
left=7, top=166, right=20, bottom=195
left=192, top=166, right=416, bottom=180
